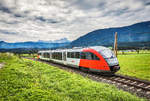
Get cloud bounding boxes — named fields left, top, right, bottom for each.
left=145, top=2, right=150, bottom=6
left=0, top=29, right=18, bottom=34
left=35, top=16, right=61, bottom=24
left=0, top=20, right=19, bottom=24
left=0, top=0, right=149, bottom=42
left=0, top=2, right=12, bottom=14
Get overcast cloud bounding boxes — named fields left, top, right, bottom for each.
left=0, top=0, right=150, bottom=42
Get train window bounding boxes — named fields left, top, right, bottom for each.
left=52, top=52, right=55, bottom=59
left=85, top=52, right=92, bottom=60
left=81, top=52, right=86, bottom=59
left=67, top=52, right=71, bottom=58
left=55, top=53, right=56, bottom=59
left=59, top=52, right=62, bottom=60
left=43, top=53, right=47, bottom=58
left=71, top=52, right=74, bottom=58
left=75, top=52, right=80, bottom=58
left=47, top=53, right=50, bottom=58
left=91, top=53, right=99, bottom=60
left=43, top=53, right=46, bottom=58
left=38, top=53, right=41, bottom=55
left=43, top=53, right=50, bottom=58
left=81, top=52, right=99, bottom=60
left=67, top=52, right=80, bottom=58
left=44, top=53, right=46, bottom=58
left=52, top=52, right=62, bottom=60
left=55, top=52, right=57, bottom=59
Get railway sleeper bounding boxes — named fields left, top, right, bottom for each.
left=145, top=85, right=150, bottom=88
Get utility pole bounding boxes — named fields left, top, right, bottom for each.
left=114, top=32, right=118, bottom=57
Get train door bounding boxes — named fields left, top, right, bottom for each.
left=62, top=52, right=67, bottom=65
left=63, top=52, right=66, bottom=61
left=72, top=52, right=80, bottom=68
left=66, top=52, right=80, bottom=68
left=49, top=52, right=52, bottom=59
left=41, top=52, right=44, bottom=59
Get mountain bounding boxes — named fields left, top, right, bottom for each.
left=0, top=38, right=71, bottom=49
left=52, top=38, right=70, bottom=43
left=70, top=21, right=150, bottom=48
left=38, top=38, right=70, bottom=43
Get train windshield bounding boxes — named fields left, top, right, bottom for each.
left=99, top=49, right=115, bottom=59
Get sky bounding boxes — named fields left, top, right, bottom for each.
left=0, top=0, right=150, bottom=42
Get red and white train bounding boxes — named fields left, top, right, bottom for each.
left=37, top=46, right=120, bottom=74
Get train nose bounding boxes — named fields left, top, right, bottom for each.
left=109, top=65, right=120, bottom=72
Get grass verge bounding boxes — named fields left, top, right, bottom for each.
left=118, top=54, right=150, bottom=81
left=0, top=53, right=146, bottom=101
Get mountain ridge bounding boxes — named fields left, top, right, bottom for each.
left=70, top=21, right=150, bottom=48
left=0, top=38, right=71, bottom=49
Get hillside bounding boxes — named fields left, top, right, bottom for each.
left=70, top=21, right=150, bottom=48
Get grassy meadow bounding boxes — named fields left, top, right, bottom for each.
left=0, top=53, right=145, bottom=101
left=117, top=53, right=150, bottom=81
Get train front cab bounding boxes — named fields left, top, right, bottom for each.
left=79, top=48, right=120, bottom=74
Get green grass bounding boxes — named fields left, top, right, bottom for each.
left=118, top=50, right=150, bottom=55
left=0, top=53, right=145, bottom=101
left=21, top=54, right=37, bottom=58
left=118, top=54, right=150, bottom=81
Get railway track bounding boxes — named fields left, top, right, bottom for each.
left=25, top=57, right=150, bottom=99
left=109, top=74, right=150, bottom=92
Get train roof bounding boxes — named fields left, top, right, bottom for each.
left=38, top=46, right=110, bottom=53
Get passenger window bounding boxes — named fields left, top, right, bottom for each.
left=80, top=52, right=99, bottom=60
left=75, top=52, right=80, bottom=58
left=44, top=53, right=49, bottom=58
left=38, top=53, right=41, bottom=55
left=51, top=52, right=62, bottom=60
left=47, top=53, right=50, bottom=58
left=85, top=52, right=92, bottom=60
left=43, top=53, right=46, bottom=58
left=67, top=52, right=71, bottom=58
left=81, top=52, right=86, bottom=59
left=91, top=53, right=99, bottom=60
left=71, top=52, right=74, bottom=58
left=58, top=52, right=62, bottom=60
